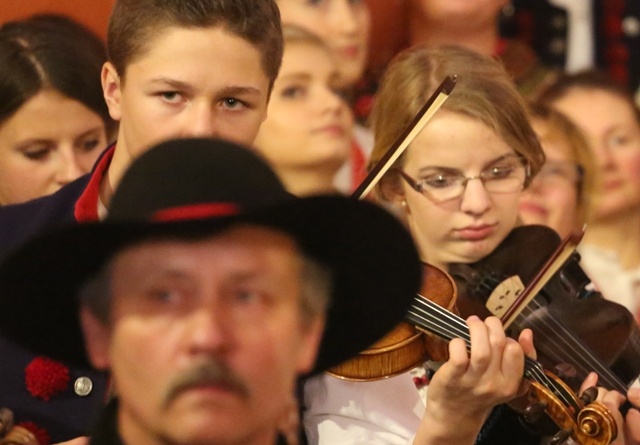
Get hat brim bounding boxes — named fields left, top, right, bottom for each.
left=0, top=195, right=421, bottom=376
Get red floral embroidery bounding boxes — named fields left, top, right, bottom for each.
left=25, top=357, right=70, bottom=401
left=17, top=421, right=51, bottom=445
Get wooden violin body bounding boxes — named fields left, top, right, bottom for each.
left=328, top=263, right=457, bottom=380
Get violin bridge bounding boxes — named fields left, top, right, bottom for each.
left=485, top=275, right=525, bottom=318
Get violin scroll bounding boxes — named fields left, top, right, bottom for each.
left=525, top=376, right=617, bottom=445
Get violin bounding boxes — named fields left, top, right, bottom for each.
left=329, top=263, right=619, bottom=445
left=449, top=225, right=640, bottom=398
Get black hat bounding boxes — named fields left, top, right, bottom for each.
left=0, top=138, right=421, bottom=376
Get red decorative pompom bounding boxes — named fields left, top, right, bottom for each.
left=25, top=356, right=70, bottom=401
left=17, top=421, right=51, bottom=445
left=412, top=375, right=430, bottom=389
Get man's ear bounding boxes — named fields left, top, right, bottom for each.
left=102, top=62, right=123, bottom=122
left=295, top=316, right=325, bottom=375
left=79, top=307, right=111, bottom=370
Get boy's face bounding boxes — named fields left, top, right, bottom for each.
left=103, top=26, right=270, bottom=163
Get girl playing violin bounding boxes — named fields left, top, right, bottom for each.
left=303, top=44, right=540, bottom=445
left=302, top=45, right=637, bottom=445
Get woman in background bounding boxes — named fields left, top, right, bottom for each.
left=254, top=25, right=353, bottom=196
left=0, top=14, right=116, bottom=205
left=518, top=103, right=597, bottom=239
left=275, top=0, right=372, bottom=193
left=0, top=13, right=115, bottom=445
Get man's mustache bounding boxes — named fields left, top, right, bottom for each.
left=163, top=359, right=250, bottom=407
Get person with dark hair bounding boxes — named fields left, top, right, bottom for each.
left=0, top=137, right=423, bottom=445
left=0, top=1, right=283, bottom=443
left=0, top=14, right=116, bottom=206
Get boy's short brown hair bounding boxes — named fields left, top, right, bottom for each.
left=107, top=0, right=283, bottom=88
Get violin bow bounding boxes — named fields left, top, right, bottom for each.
left=500, top=225, right=586, bottom=329
left=351, top=75, right=457, bottom=200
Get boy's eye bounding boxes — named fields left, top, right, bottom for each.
left=222, top=98, right=248, bottom=110
left=159, top=92, right=182, bottom=103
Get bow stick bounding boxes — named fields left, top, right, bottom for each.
left=351, top=75, right=457, bottom=200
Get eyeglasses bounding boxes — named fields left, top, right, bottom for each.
left=533, top=160, right=583, bottom=186
left=397, top=154, right=530, bottom=203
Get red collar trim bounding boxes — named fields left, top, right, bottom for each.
left=74, top=144, right=116, bottom=222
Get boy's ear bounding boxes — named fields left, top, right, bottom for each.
left=102, top=62, right=123, bottom=122
left=79, top=306, right=111, bottom=370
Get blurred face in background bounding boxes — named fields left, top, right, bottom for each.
left=552, top=88, right=640, bottom=220
left=82, top=226, right=324, bottom=445
left=277, top=0, right=371, bottom=87
left=519, top=118, right=582, bottom=239
left=408, top=0, right=508, bottom=25
left=0, top=89, right=107, bottom=205
left=253, top=40, right=353, bottom=193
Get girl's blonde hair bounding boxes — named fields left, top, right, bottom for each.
left=369, top=45, right=544, bottom=201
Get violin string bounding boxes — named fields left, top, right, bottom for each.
left=408, top=295, right=578, bottom=409
left=521, top=303, right=624, bottom=390
left=411, top=294, right=470, bottom=341
left=522, top=358, right=582, bottom=413
left=477, top=273, right=628, bottom=391
left=517, top=298, right=627, bottom=391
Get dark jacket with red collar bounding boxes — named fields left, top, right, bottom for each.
left=0, top=146, right=114, bottom=443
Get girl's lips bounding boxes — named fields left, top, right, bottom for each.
left=315, top=124, right=346, bottom=137
left=456, top=224, right=495, bottom=241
